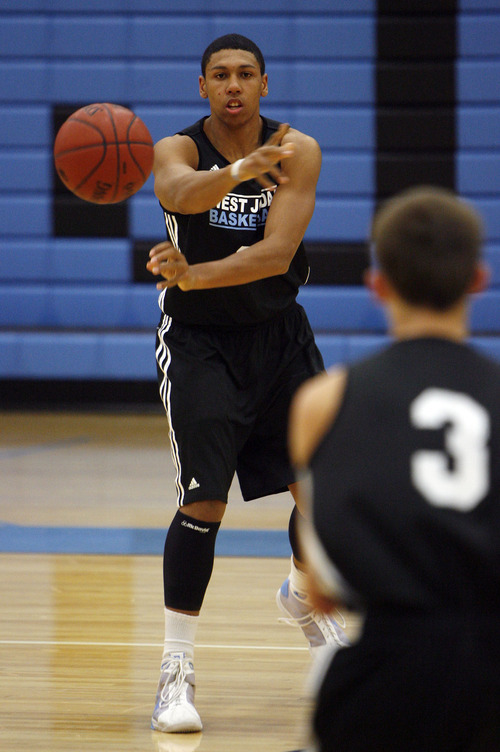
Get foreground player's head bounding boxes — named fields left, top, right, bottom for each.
left=201, top=34, right=266, bottom=77
left=371, top=186, right=484, bottom=311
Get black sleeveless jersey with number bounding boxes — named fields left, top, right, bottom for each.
left=309, top=338, right=500, bottom=613
left=158, top=117, right=309, bottom=327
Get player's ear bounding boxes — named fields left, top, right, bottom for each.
left=199, top=76, right=208, bottom=99
left=261, top=73, right=269, bottom=98
left=364, top=268, right=391, bottom=303
left=469, top=262, right=490, bottom=294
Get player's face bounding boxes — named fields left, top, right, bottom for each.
left=199, top=49, right=268, bottom=125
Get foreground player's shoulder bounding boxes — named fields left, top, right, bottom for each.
left=289, top=367, right=347, bottom=468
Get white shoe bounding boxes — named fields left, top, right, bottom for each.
left=151, top=652, right=203, bottom=733
left=276, top=577, right=350, bottom=655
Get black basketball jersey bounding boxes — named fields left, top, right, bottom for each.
left=308, top=338, right=500, bottom=613
left=158, top=117, right=309, bottom=327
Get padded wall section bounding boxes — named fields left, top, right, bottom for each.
left=457, top=1, right=500, bottom=244
left=0, top=3, right=377, bottom=247
left=1, top=1, right=499, bottom=395
left=0, top=2, right=377, bottom=393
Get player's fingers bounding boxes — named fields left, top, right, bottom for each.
left=159, top=253, right=189, bottom=279
left=264, top=122, right=290, bottom=146
left=148, top=240, right=176, bottom=258
left=255, top=143, right=294, bottom=172
left=159, top=254, right=184, bottom=269
left=147, top=245, right=178, bottom=268
left=156, top=265, right=188, bottom=289
left=254, top=174, right=277, bottom=189
left=233, top=136, right=294, bottom=184
left=254, top=165, right=289, bottom=189
left=155, top=279, right=172, bottom=290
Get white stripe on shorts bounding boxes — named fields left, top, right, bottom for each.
left=156, top=314, right=185, bottom=506
left=164, top=212, right=180, bottom=251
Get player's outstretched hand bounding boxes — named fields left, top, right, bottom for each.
left=234, top=122, right=295, bottom=188
left=147, top=241, right=191, bottom=291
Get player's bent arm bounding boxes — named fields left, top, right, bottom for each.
left=153, top=124, right=294, bottom=215
left=291, top=369, right=349, bottom=613
left=305, top=558, right=344, bottom=614
left=260, top=130, right=321, bottom=269
left=288, top=367, right=348, bottom=469
left=290, top=366, right=351, bottom=613
left=153, top=135, right=238, bottom=214
left=300, top=515, right=349, bottom=612
left=176, top=131, right=321, bottom=289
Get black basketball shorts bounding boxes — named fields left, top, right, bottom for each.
left=155, top=303, right=324, bottom=506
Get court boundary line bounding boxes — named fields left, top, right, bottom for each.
left=0, top=639, right=307, bottom=651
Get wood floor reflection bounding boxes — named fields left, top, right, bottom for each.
left=0, top=412, right=360, bottom=751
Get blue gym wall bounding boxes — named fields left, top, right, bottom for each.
left=0, top=0, right=499, bottom=395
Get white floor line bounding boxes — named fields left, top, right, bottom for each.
left=0, top=639, right=307, bottom=651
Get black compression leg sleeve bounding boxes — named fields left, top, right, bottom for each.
left=163, top=509, right=221, bottom=611
left=288, top=505, right=304, bottom=563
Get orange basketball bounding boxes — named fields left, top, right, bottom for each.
left=53, top=103, right=154, bottom=204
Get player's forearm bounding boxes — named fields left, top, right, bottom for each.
left=154, top=165, right=242, bottom=215
left=180, top=238, right=295, bottom=290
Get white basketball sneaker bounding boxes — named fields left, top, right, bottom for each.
left=151, top=652, right=203, bottom=733
left=276, top=577, right=350, bottom=655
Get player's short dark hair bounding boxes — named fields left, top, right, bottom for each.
left=201, top=34, right=266, bottom=77
left=371, top=186, right=484, bottom=310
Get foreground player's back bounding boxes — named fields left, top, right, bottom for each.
left=310, top=336, right=500, bottom=613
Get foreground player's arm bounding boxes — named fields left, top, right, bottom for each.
left=289, top=368, right=348, bottom=612
left=288, top=368, right=347, bottom=469
left=147, top=129, right=321, bottom=291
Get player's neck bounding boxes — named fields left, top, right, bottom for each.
left=203, top=114, right=264, bottom=162
left=389, top=300, right=469, bottom=342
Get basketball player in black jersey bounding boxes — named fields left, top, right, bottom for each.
left=146, top=34, right=349, bottom=734
left=289, top=186, right=500, bottom=752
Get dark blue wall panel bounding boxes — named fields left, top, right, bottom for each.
left=0, top=197, right=50, bottom=236
left=0, top=239, right=131, bottom=282
left=0, top=106, right=51, bottom=146
left=457, top=2, right=500, bottom=262
left=0, top=16, right=49, bottom=56
left=459, top=15, right=500, bottom=57
left=0, top=151, right=50, bottom=192
left=1, top=62, right=49, bottom=100
left=458, top=108, right=500, bottom=148
left=49, top=18, right=129, bottom=58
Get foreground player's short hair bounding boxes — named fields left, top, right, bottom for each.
left=201, top=34, right=266, bottom=77
left=371, top=186, right=484, bottom=310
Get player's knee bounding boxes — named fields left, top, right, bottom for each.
left=180, top=499, right=226, bottom=523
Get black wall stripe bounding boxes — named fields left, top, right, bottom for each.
left=376, top=1, right=457, bottom=201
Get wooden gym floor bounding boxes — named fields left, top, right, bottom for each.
left=0, top=410, right=360, bottom=752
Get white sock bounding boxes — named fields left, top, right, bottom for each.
left=288, top=557, right=311, bottom=603
left=162, top=607, right=199, bottom=662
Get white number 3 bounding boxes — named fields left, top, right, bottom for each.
left=410, top=388, right=490, bottom=511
